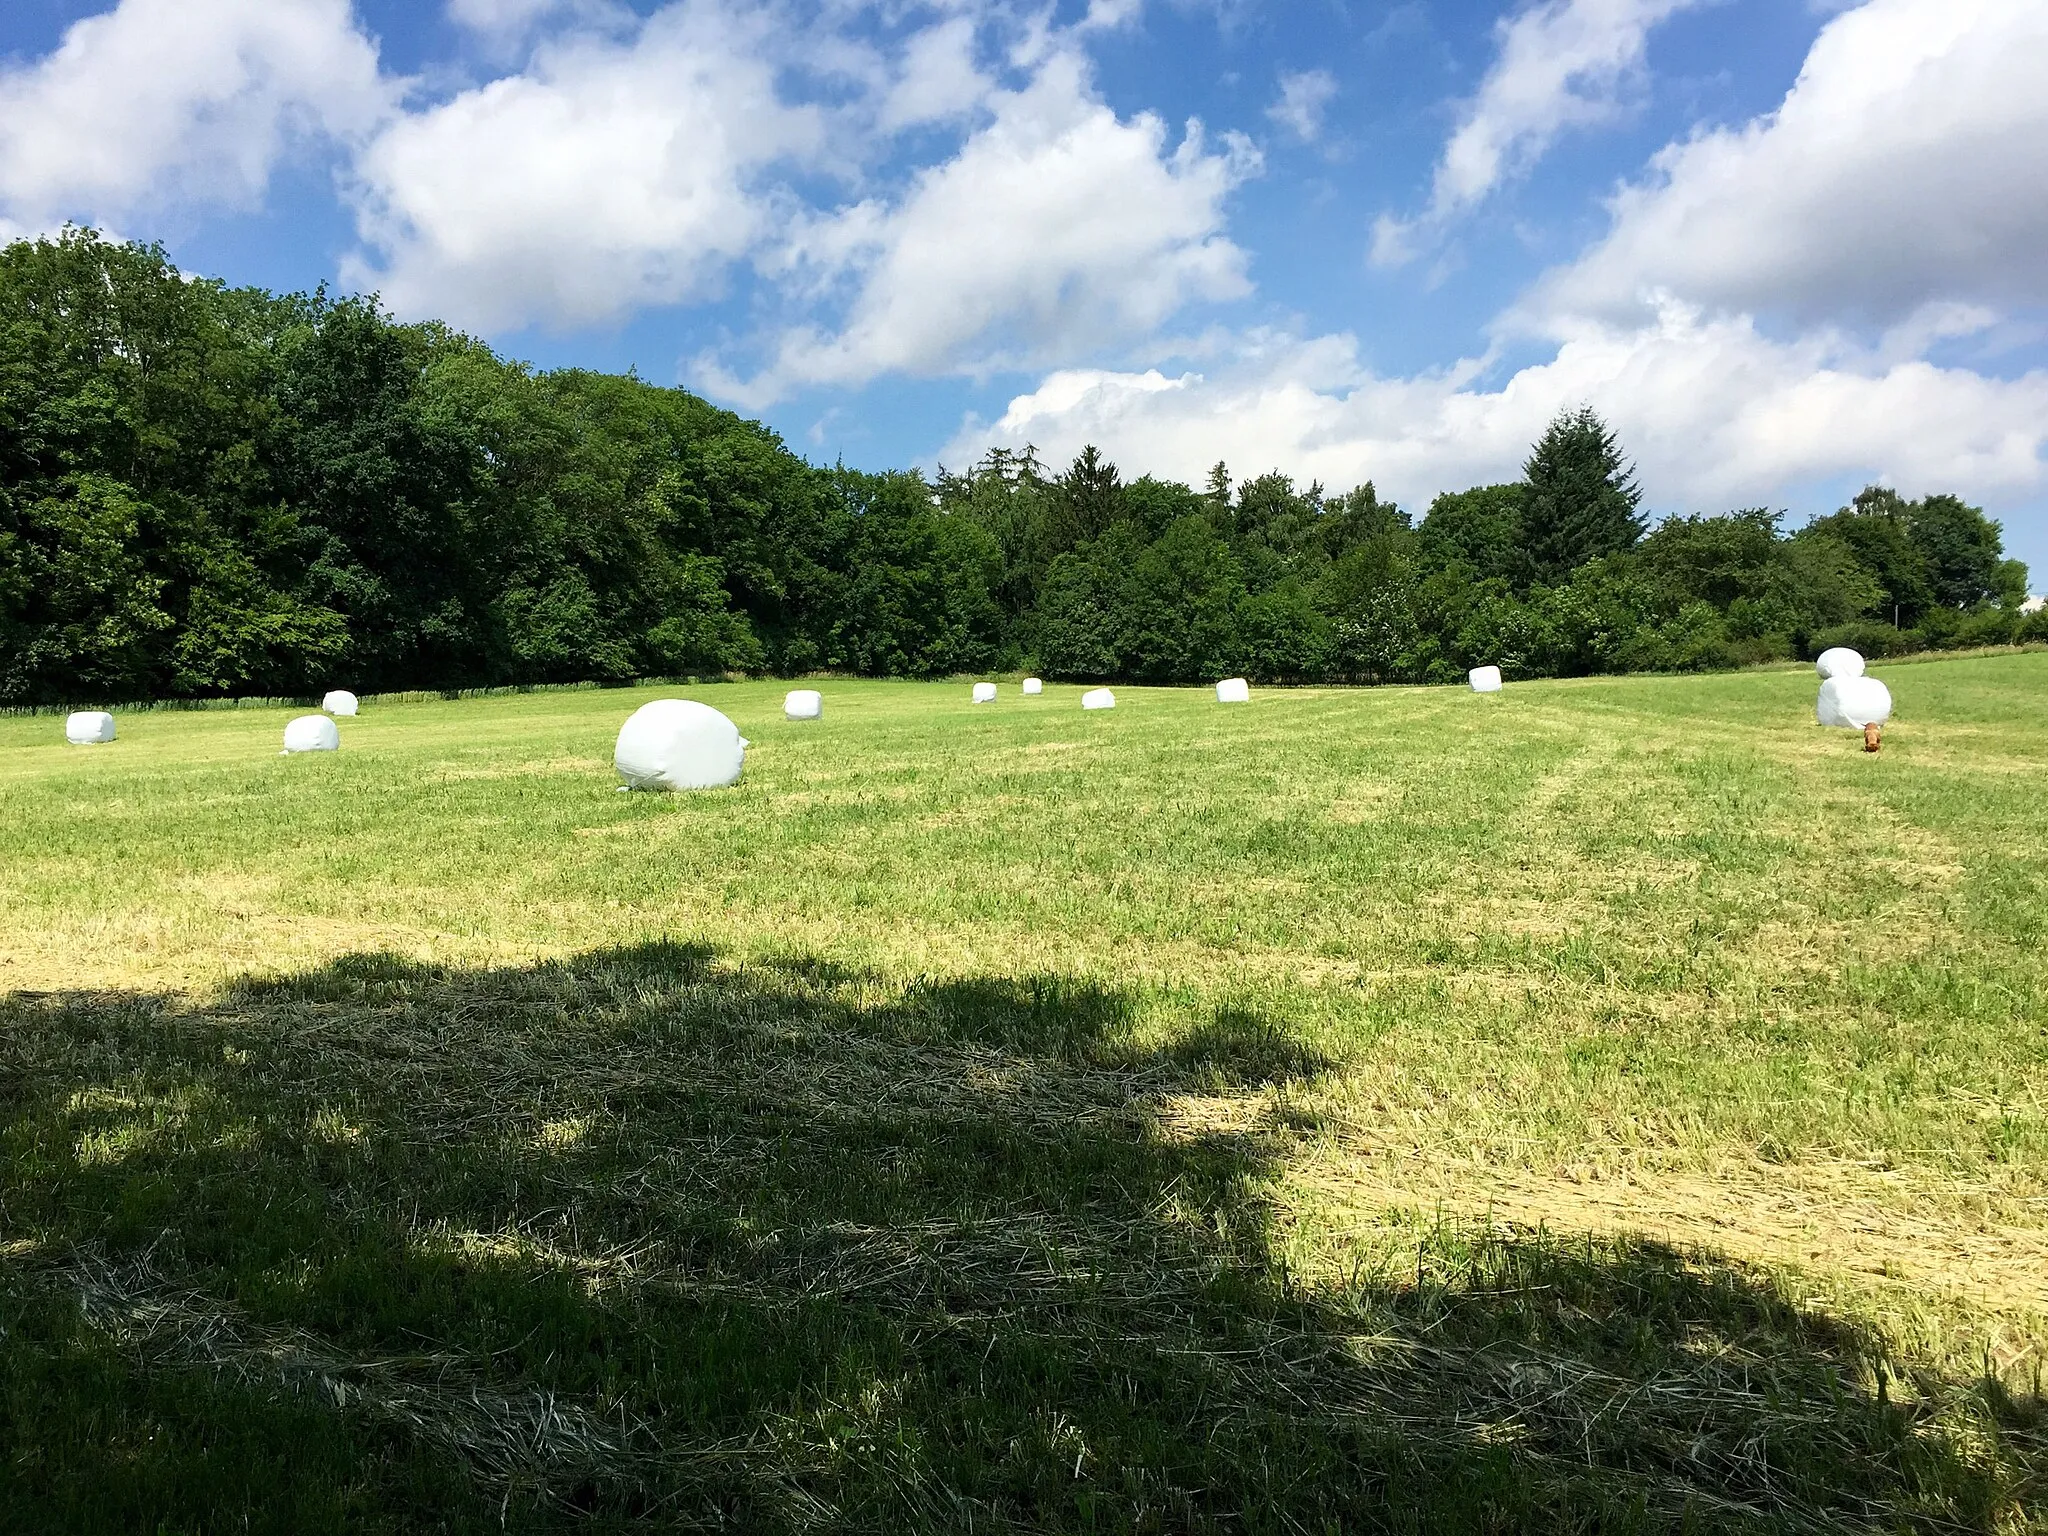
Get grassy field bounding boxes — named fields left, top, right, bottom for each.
left=2, top=658, right=2045, bottom=1531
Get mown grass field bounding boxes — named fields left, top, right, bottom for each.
left=2, top=657, right=2045, bottom=1531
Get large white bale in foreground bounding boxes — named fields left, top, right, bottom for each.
left=1216, top=677, right=1250, bottom=703
left=1817, top=675, right=1892, bottom=730
left=1814, top=648, right=1865, bottom=682
left=1081, top=688, right=1116, bottom=711
left=65, top=711, right=116, bottom=744
left=1021, top=678, right=1043, bottom=695
left=615, top=699, right=746, bottom=790
left=1469, top=666, right=1504, bottom=694
left=282, top=715, right=340, bottom=754
left=973, top=683, right=998, bottom=704
left=322, top=690, right=359, bottom=716
left=785, top=689, right=822, bottom=720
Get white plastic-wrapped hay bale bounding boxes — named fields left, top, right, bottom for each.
left=282, top=715, right=340, bottom=754
left=322, top=689, right=359, bottom=716
left=973, top=682, right=998, bottom=704
left=785, top=689, right=822, bottom=720
left=1814, top=648, right=1865, bottom=682
left=1817, top=675, right=1892, bottom=730
left=65, top=711, right=116, bottom=745
left=1216, top=677, right=1250, bottom=703
left=1081, top=688, right=1116, bottom=711
left=1021, top=678, right=1043, bottom=696
left=1469, top=666, right=1503, bottom=693
left=615, top=699, right=746, bottom=791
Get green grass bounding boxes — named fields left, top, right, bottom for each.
left=2, top=663, right=2045, bottom=1530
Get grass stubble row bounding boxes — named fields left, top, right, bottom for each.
left=0, top=658, right=2043, bottom=1530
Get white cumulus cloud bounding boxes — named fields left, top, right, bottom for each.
left=951, top=0, right=2048, bottom=554
left=0, top=0, right=389, bottom=234
left=943, top=304, right=2048, bottom=516
left=1266, top=69, right=1337, bottom=143
left=703, top=46, right=1259, bottom=404
left=344, top=2, right=822, bottom=331
left=1524, top=0, right=2048, bottom=328
left=1373, top=0, right=1700, bottom=266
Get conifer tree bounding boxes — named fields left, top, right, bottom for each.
left=1520, top=406, right=1644, bottom=586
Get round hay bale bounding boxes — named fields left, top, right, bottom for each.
left=1469, top=666, right=1504, bottom=693
left=1081, top=688, right=1116, bottom=711
left=973, top=683, right=998, bottom=704
left=282, top=715, right=340, bottom=754
left=1021, top=678, right=1043, bottom=695
left=785, top=689, right=822, bottom=720
left=615, top=700, right=746, bottom=791
left=1817, top=675, right=1892, bottom=729
left=65, top=711, right=116, bottom=745
left=1815, top=647, right=1865, bottom=681
left=322, top=690, right=359, bottom=716
left=1216, top=677, right=1250, bottom=703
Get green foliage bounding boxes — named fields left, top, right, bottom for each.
left=1520, top=406, right=1645, bottom=586
left=0, top=233, right=2034, bottom=704
left=0, top=232, right=1017, bottom=704
left=1416, top=484, right=1531, bottom=590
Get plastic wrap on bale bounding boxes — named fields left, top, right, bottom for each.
left=1216, top=678, right=1250, bottom=703
left=1082, top=688, right=1116, bottom=711
left=1469, top=666, right=1504, bottom=693
left=784, top=690, right=822, bottom=720
left=1817, top=675, right=1892, bottom=729
left=1815, top=648, right=1865, bottom=681
left=972, top=683, right=998, bottom=704
left=322, top=690, right=360, bottom=716
left=282, top=715, right=340, bottom=754
left=615, top=700, right=746, bottom=790
left=65, top=711, right=116, bottom=745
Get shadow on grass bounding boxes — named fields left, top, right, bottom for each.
left=0, top=944, right=2037, bottom=1532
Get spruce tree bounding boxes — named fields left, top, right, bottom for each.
left=1519, top=406, right=1644, bottom=586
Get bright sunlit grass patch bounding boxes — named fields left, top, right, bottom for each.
left=2, top=659, right=2046, bottom=1529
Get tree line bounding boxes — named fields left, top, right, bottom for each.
left=2, top=231, right=2036, bottom=706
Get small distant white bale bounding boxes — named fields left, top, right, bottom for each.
left=65, top=711, right=116, bottom=745
left=1082, top=688, right=1116, bottom=711
left=1216, top=677, right=1250, bottom=704
left=282, top=714, right=340, bottom=754
left=1814, top=648, right=1865, bottom=681
left=615, top=699, right=746, bottom=791
left=785, top=689, right=822, bottom=720
left=1817, top=675, right=1892, bottom=730
left=1469, top=666, right=1504, bottom=693
left=1022, top=678, right=1044, bottom=695
left=973, top=682, right=998, bottom=704
left=321, top=689, right=359, bottom=716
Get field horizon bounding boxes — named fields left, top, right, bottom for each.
left=3, top=657, right=2044, bottom=1529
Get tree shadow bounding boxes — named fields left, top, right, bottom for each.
left=0, top=944, right=2036, bottom=1532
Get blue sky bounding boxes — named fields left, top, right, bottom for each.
left=3, top=0, right=2044, bottom=576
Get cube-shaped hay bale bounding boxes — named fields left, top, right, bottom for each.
left=283, top=715, right=340, bottom=754
left=1022, top=678, right=1043, bottom=695
left=1082, top=688, right=1116, bottom=710
left=973, top=683, right=998, bottom=704
left=1815, top=648, right=1865, bottom=681
left=1469, top=666, right=1504, bottom=693
left=322, top=690, right=359, bottom=716
left=1216, top=677, right=1250, bottom=703
left=65, top=711, right=116, bottom=745
left=1817, top=675, right=1892, bottom=729
left=615, top=700, right=746, bottom=791
left=785, top=689, right=823, bottom=720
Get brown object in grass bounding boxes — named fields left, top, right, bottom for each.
left=1863, top=722, right=1883, bottom=753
